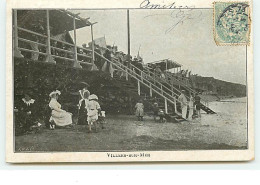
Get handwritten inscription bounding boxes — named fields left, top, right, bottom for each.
left=144, top=9, right=202, bottom=34
left=140, top=0, right=191, bottom=9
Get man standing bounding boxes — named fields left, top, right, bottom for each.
left=152, top=101, right=159, bottom=121
left=178, top=90, right=188, bottom=119
left=194, top=93, right=201, bottom=118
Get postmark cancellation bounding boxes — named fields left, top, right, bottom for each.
left=214, top=2, right=251, bottom=45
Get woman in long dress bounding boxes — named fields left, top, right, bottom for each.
left=178, top=90, right=188, bottom=119
left=188, top=95, right=194, bottom=121
left=49, top=90, right=72, bottom=129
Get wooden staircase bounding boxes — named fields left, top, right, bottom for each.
left=128, top=63, right=216, bottom=115
left=110, top=74, right=185, bottom=122
left=94, top=52, right=188, bottom=122
left=95, top=51, right=215, bottom=122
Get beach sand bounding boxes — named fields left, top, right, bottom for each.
left=15, top=97, right=247, bottom=152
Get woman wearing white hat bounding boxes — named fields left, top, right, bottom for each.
left=48, top=90, right=72, bottom=129
left=86, top=94, right=101, bottom=131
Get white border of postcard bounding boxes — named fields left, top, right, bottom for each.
left=6, top=0, right=254, bottom=162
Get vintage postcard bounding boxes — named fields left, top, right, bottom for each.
left=6, top=0, right=254, bottom=162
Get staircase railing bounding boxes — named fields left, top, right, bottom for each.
left=111, top=56, right=212, bottom=111
left=128, top=62, right=211, bottom=107
left=167, top=73, right=191, bottom=87
left=143, top=65, right=197, bottom=97
left=142, top=64, right=193, bottom=92
left=162, top=73, right=211, bottom=107
left=95, top=52, right=185, bottom=117
left=128, top=62, right=192, bottom=98
left=165, top=73, right=196, bottom=93
left=127, top=62, right=182, bottom=98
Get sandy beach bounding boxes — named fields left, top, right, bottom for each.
left=15, top=97, right=247, bottom=152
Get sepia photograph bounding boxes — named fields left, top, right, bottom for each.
left=6, top=0, right=254, bottom=162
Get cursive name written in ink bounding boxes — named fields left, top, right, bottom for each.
left=140, top=0, right=191, bottom=9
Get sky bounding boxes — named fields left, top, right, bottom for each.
left=70, top=9, right=246, bottom=85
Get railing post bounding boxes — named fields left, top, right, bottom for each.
left=110, top=63, right=114, bottom=78
left=13, top=10, right=23, bottom=58
left=153, top=72, right=156, bottom=84
left=137, top=80, right=140, bottom=95
left=164, top=98, right=168, bottom=114
left=141, top=71, right=143, bottom=82
left=174, top=96, right=177, bottom=113
left=171, top=85, right=174, bottom=97
left=160, top=84, right=163, bottom=94
left=90, top=24, right=98, bottom=70
left=91, top=24, right=95, bottom=64
left=149, top=83, right=152, bottom=97
left=72, top=16, right=82, bottom=68
left=126, top=68, right=128, bottom=81
left=45, top=10, right=55, bottom=63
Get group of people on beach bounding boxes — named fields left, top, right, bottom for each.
left=133, top=90, right=202, bottom=122
left=14, top=83, right=202, bottom=136
left=14, top=86, right=106, bottom=135
left=178, top=90, right=201, bottom=120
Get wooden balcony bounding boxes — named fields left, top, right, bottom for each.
left=13, top=9, right=96, bottom=70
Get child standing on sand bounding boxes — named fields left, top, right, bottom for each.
left=158, top=109, right=165, bottom=123
left=86, top=94, right=101, bottom=132
left=135, top=100, right=144, bottom=121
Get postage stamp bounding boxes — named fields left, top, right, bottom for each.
left=214, top=2, right=251, bottom=45
left=5, top=0, right=254, bottom=163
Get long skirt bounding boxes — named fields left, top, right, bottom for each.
left=50, top=110, right=72, bottom=127
left=78, top=103, right=88, bottom=125
left=181, top=105, right=188, bottom=119
left=188, top=107, right=194, bottom=121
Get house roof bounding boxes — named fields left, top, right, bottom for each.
left=147, top=59, right=182, bottom=71
left=17, top=9, right=91, bottom=36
